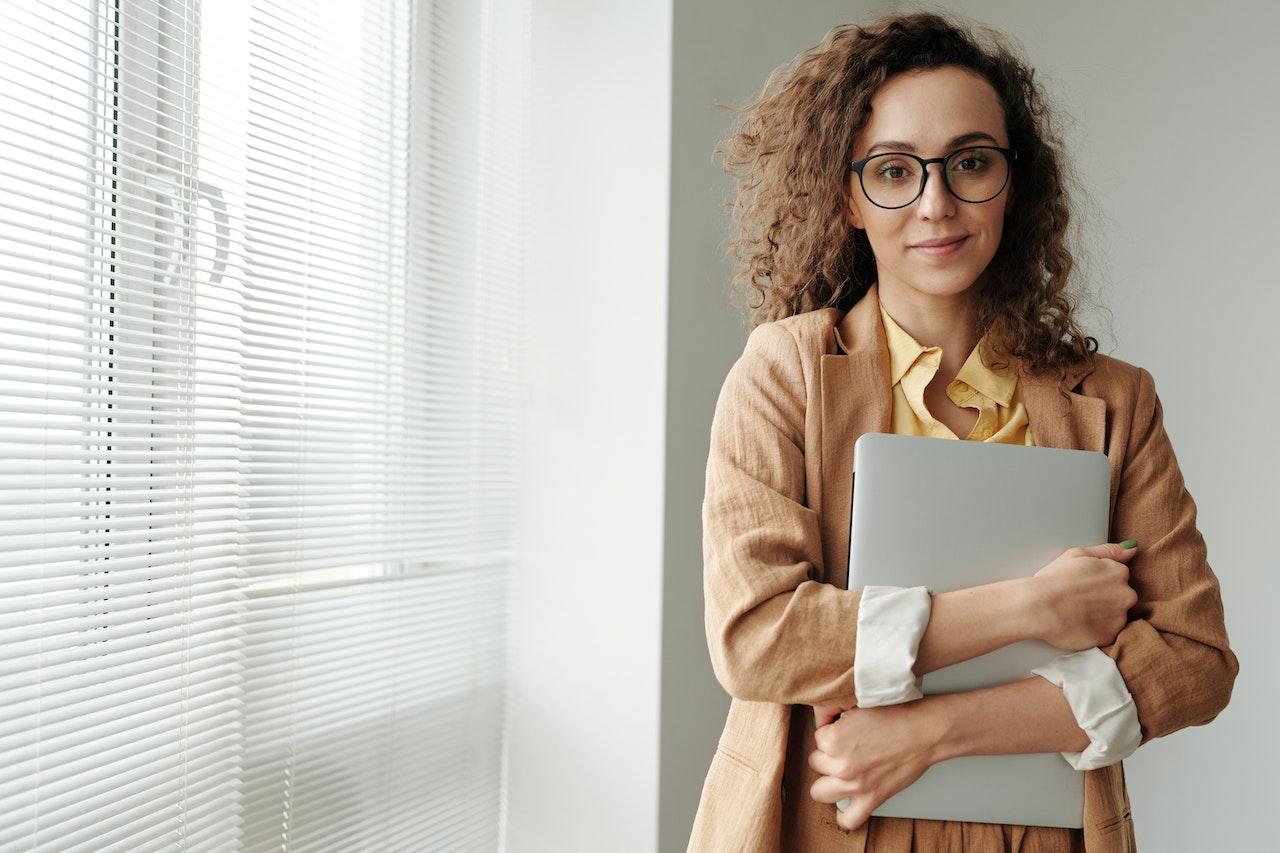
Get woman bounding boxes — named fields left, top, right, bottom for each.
left=690, top=11, right=1239, bottom=853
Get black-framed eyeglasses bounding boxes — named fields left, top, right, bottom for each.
left=848, top=145, right=1018, bottom=209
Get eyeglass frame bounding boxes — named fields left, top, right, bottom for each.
left=847, top=145, right=1019, bottom=209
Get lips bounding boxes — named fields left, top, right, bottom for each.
left=912, top=235, right=967, bottom=248
left=910, top=235, right=969, bottom=258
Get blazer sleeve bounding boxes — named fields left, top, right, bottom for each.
left=1099, top=366, right=1240, bottom=746
left=702, top=322, right=867, bottom=708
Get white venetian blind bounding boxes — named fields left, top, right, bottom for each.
left=0, top=0, right=527, bottom=849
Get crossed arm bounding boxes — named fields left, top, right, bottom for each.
left=808, top=671, right=1094, bottom=831
left=928, top=673, right=1092, bottom=760
left=703, top=325, right=1238, bottom=820
left=807, top=575, right=1094, bottom=830
left=858, top=567, right=1135, bottom=757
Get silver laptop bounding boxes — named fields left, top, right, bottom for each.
left=839, top=432, right=1112, bottom=828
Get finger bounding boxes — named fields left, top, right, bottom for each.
left=1113, top=543, right=1138, bottom=560
left=837, top=795, right=875, bottom=831
left=807, top=747, right=841, bottom=777
left=813, top=711, right=850, bottom=754
left=809, top=773, right=851, bottom=806
left=813, top=705, right=842, bottom=727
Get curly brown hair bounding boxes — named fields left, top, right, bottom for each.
left=714, top=9, right=1101, bottom=388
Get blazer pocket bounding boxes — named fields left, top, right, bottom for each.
left=1096, top=807, right=1133, bottom=834
left=689, top=745, right=769, bottom=852
left=714, top=743, right=760, bottom=777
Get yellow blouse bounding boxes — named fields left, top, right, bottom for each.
left=879, top=295, right=1035, bottom=446
left=780, top=288, right=1085, bottom=853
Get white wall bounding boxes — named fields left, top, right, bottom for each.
left=506, top=1, right=671, bottom=851
left=662, top=1, right=1275, bottom=850
left=939, top=3, right=1276, bottom=847
left=659, top=5, right=891, bottom=850
left=512, top=1, right=1276, bottom=851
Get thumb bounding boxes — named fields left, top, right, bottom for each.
left=1082, top=540, right=1139, bottom=559
left=837, top=795, right=876, bottom=831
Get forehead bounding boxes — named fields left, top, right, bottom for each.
left=854, top=65, right=1007, bottom=155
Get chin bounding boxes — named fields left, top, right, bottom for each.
left=904, top=268, right=983, bottom=295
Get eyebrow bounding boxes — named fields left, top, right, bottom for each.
left=864, top=131, right=1000, bottom=156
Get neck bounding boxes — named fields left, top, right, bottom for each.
left=876, top=280, right=982, bottom=378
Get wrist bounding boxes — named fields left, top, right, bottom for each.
left=919, top=692, right=962, bottom=765
left=918, top=676, right=1095, bottom=763
left=1012, top=576, right=1049, bottom=643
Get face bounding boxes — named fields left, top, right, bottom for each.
left=846, top=65, right=1014, bottom=301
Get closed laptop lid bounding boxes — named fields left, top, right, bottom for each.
left=843, top=432, right=1111, bottom=827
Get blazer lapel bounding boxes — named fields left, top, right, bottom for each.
left=1020, top=370, right=1114, bottom=517
left=818, top=284, right=1108, bottom=588
left=818, top=287, right=891, bottom=589
left=1019, top=373, right=1106, bottom=454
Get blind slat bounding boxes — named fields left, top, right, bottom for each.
left=2, top=0, right=524, bottom=848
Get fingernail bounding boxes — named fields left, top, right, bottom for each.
left=1120, top=539, right=1138, bottom=549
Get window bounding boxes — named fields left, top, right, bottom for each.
left=0, top=0, right=527, bottom=848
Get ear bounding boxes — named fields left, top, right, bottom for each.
left=845, top=195, right=865, bottom=230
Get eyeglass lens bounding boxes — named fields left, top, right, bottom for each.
left=860, top=147, right=1010, bottom=207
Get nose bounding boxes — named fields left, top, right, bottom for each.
left=916, top=162, right=956, bottom=221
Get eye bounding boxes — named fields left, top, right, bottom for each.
left=875, top=159, right=917, bottom=182
left=951, top=150, right=991, bottom=172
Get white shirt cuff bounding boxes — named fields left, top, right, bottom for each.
left=1031, top=647, right=1142, bottom=770
left=853, top=584, right=931, bottom=707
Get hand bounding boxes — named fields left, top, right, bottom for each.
left=812, top=705, right=845, bottom=728
left=1029, top=542, right=1140, bottom=651
left=808, top=700, right=945, bottom=831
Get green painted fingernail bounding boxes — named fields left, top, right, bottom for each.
left=1120, top=539, right=1138, bottom=549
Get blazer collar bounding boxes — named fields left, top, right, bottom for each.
left=831, top=283, right=1104, bottom=453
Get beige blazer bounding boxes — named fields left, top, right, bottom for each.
left=689, top=285, right=1240, bottom=852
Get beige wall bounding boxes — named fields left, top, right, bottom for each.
left=660, top=2, right=892, bottom=850
left=512, top=1, right=1275, bottom=850
left=662, top=2, right=1274, bottom=850
left=930, top=3, right=1275, bottom=848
